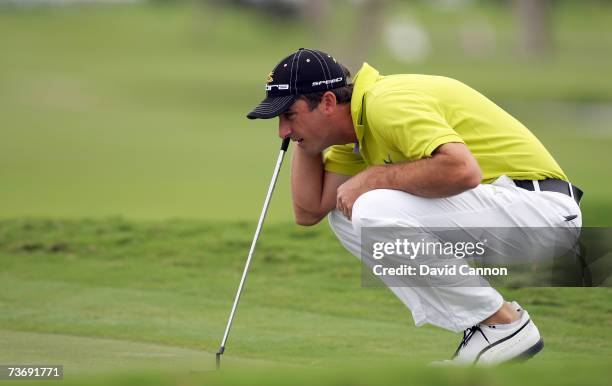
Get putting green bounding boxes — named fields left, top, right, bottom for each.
left=0, top=329, right=273, bottom=375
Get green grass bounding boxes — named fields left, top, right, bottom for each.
left=0, top=218, right=610, bottom=384
left=0, top=2, right=611, bottom=224
left=4, top=363, right=612, bottom=386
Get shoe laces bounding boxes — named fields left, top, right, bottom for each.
left=453, top=325, right=490, bottom=358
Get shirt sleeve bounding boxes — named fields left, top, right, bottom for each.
left=323, top=144, right=367, bottom=176
left=366, top=91, right=464, bottom=160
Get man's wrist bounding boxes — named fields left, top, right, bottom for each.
left=360, top=165, right=386, bottom=191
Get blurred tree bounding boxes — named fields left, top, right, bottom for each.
left=205, top=0, right=303, bottom=18
left=346, top=0, right=390, bottom=69
left=294, top=0, right=391, bottom=73
left=299, top=0, right=327, bottom=33
left=512, top=0, right=553, bottom=56
left=196, top=0, right=391, bottom=73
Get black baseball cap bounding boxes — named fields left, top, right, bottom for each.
left=247, top=48, right=348, bottom=119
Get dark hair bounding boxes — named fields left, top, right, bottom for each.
left=299, top=64, right=353, bottom=111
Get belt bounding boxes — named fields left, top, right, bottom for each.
left=513, top=179, right=583, bottom=205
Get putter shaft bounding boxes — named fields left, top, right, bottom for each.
left=216, top=138, right=290, bottom=369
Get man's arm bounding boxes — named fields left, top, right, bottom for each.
left=336, top=142, right=482, bottom=219
left=291, top=146, right=350, bottom=226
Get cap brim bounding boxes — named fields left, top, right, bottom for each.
left=247, top=95, right=297, bottom=120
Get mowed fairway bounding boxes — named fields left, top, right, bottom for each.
left=0, top=219, right=610, bottom=384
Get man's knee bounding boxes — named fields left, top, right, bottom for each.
left=351, top=189, right=421, bottom=231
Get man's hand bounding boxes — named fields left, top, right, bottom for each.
left=336, top=167, right=380, bottom=220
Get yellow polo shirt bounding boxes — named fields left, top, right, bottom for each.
left=324, top=63, right=568, bottom=183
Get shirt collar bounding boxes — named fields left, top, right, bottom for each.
left=350, top=62, right=380, bottom=148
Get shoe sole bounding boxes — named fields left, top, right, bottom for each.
left=512, top=338, right=544, bottom=363
left=432, top=339, right=544, bottom=367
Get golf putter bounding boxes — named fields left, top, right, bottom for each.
left=215, top=137, right=291, bottom=370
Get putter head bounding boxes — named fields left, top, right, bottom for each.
left=215, top=347, right=224, bottom=370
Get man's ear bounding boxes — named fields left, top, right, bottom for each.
left=321, top=91, right=338, bottom=114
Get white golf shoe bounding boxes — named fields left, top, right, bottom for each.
left=437, top=301, right=544, bottom=366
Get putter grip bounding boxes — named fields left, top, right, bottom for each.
left=281, top=137, right=290, bottom=151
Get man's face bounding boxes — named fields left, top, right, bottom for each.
left=278, top=98, right=330, bottom=155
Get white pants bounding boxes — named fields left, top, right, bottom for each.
left=328, top=175, right=582, bottom=332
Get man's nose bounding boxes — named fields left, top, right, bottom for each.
left=278, top=121, right=292, bottom=139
